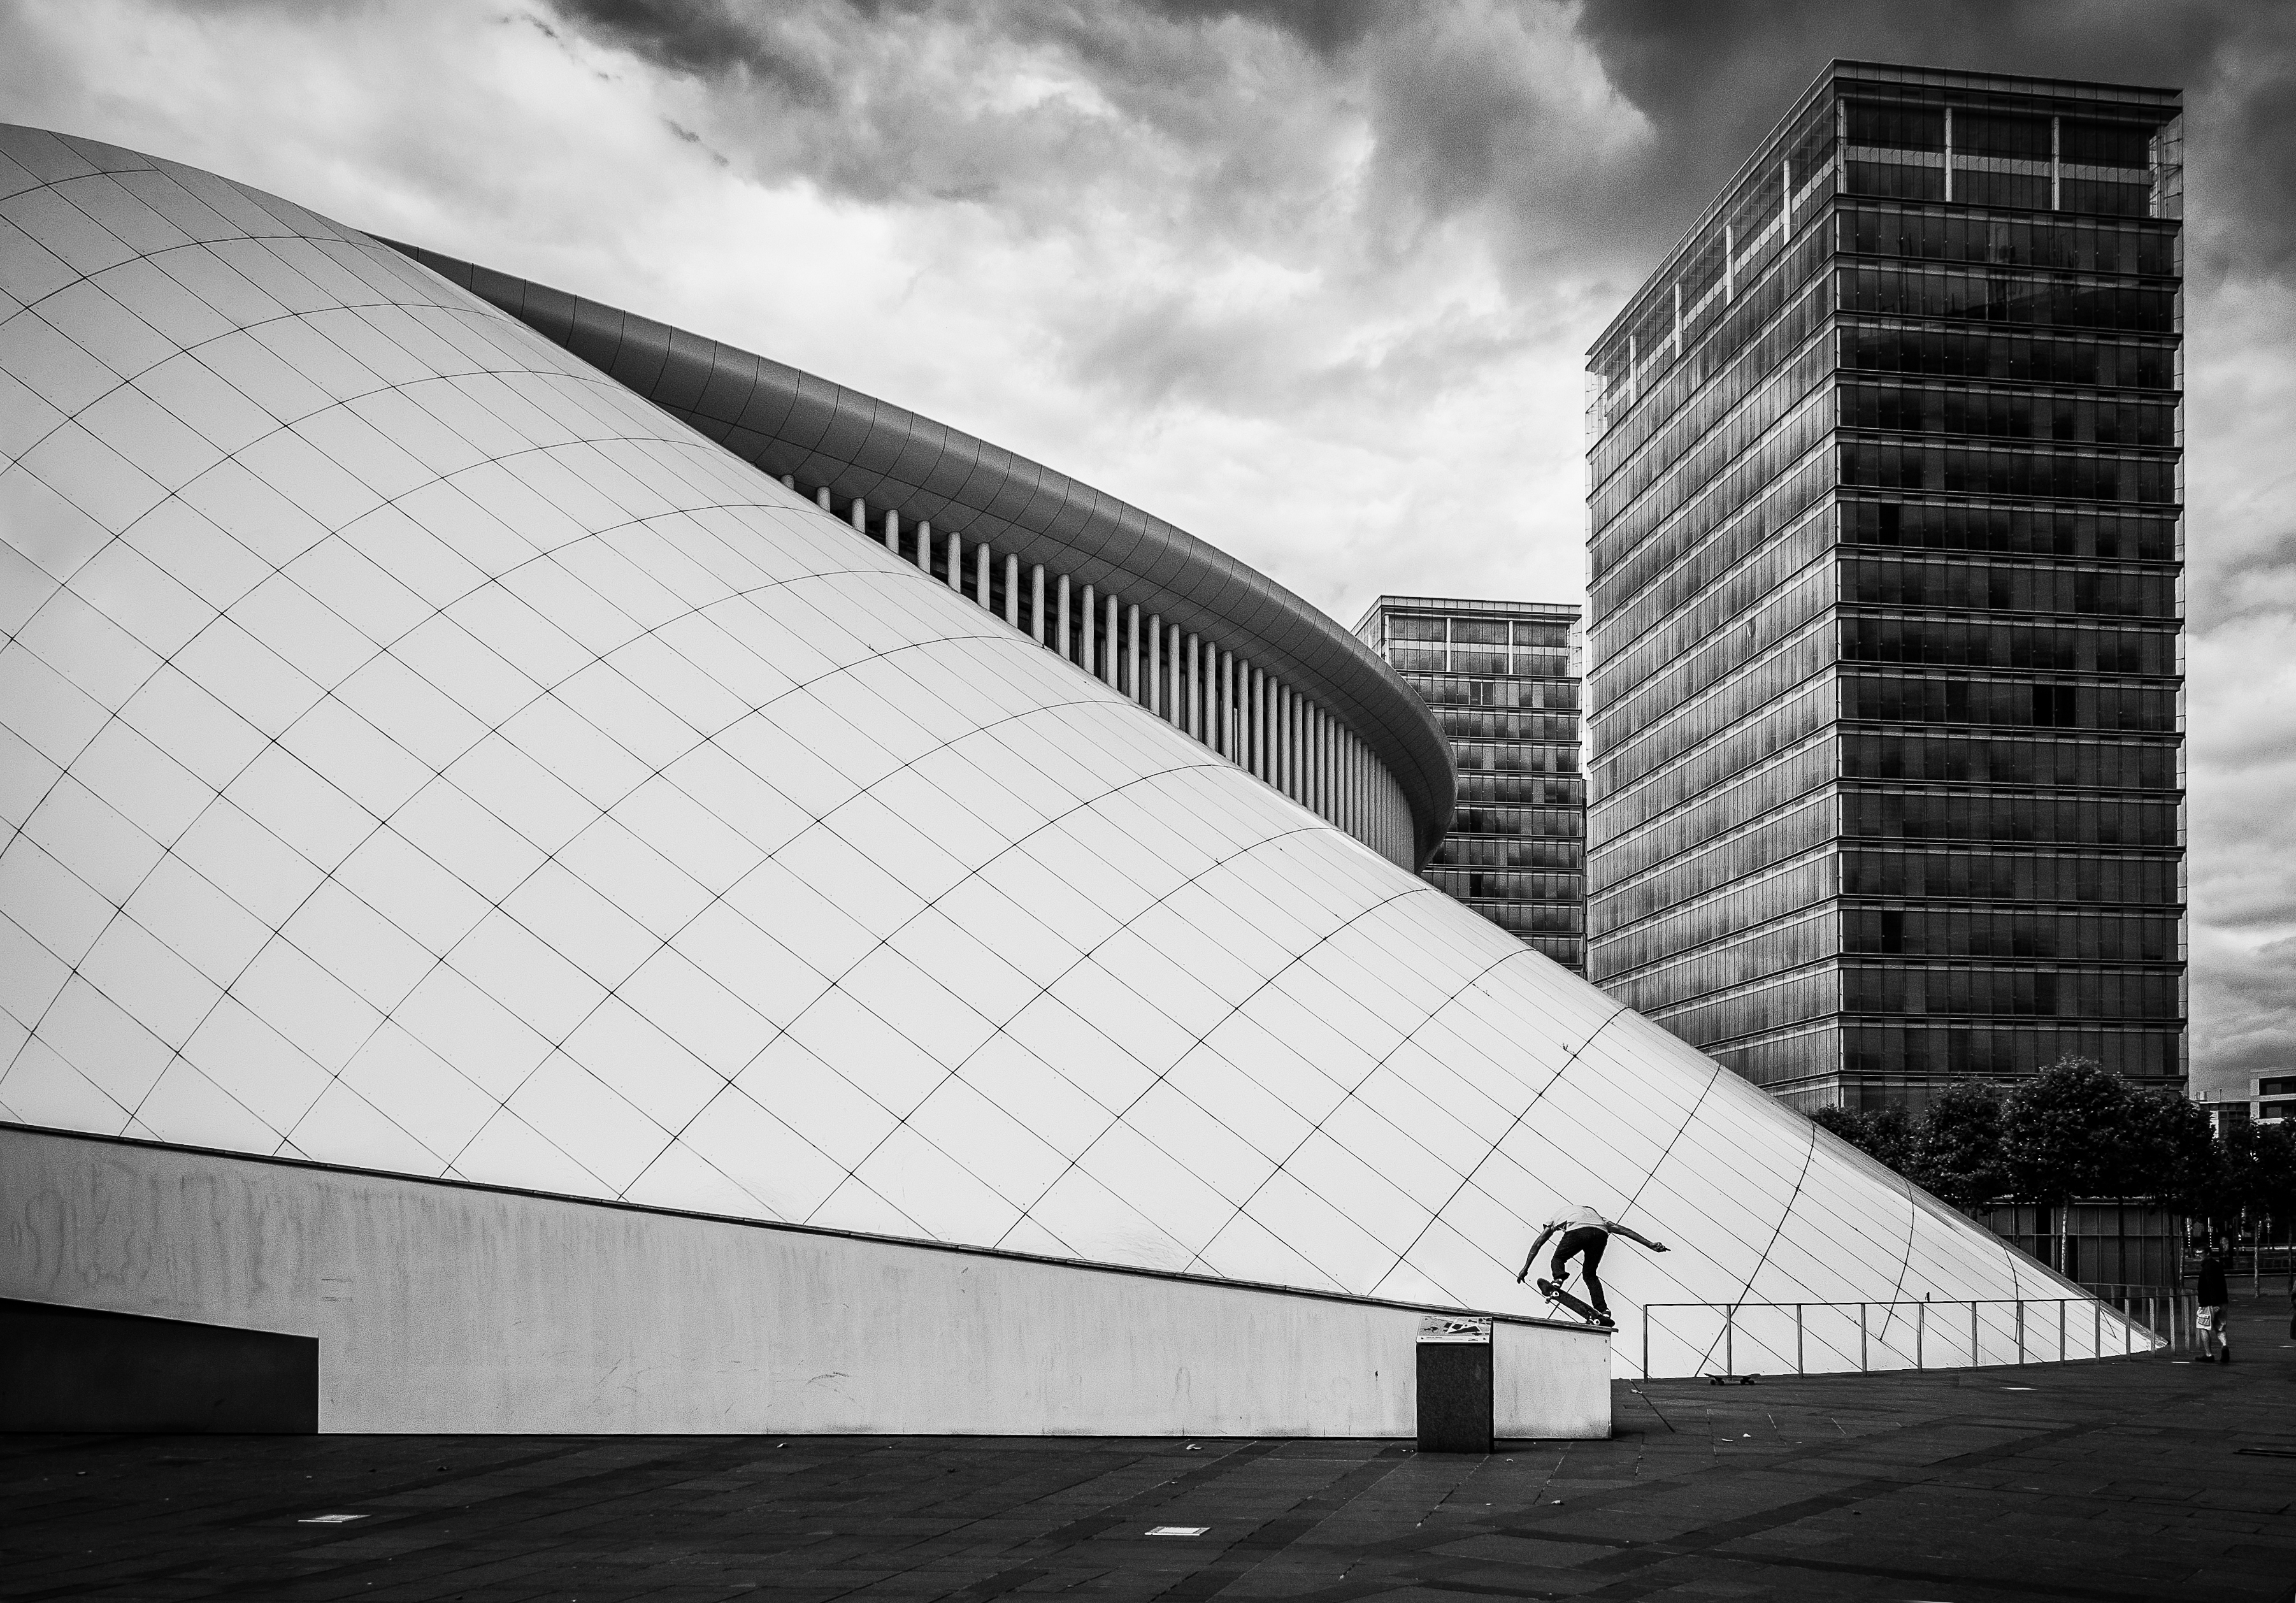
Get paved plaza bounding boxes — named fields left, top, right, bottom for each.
left=6, top=1296, right=2292, bottom=1602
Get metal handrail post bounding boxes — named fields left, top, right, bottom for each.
left=1796, top=1303, right=1804, bottom=1375
left=1971, top=1300, right=1979, bottom=1365
left=1643, top=1309, right=1650, bottom=1381
left=2058, top=1300, right=2065, bottom=1362
left=1916, top=1299, right=1925, bottom=1369
left=1859, top=1303, right=1869, bottom=1373
left=2093, top=1298, right=2100, bottom=1360
left=2016, top=1300, right=2025, bottom=1365
left=1725, top=1304, right=1735, bottom=1378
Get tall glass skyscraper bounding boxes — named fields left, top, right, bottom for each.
left=1356, top=597, right=1586, bottom=970
left=1584, top=62, right=2185, bottom=1112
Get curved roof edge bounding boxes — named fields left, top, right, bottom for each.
left=381, top=240, right=1454, bottom=865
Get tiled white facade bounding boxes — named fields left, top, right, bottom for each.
left=0, top=126, right=2130, bottom=1376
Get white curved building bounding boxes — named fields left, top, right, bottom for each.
left=0, top=126, right=2140, bottom=1432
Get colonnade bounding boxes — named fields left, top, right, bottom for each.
left=791, top=482, right=1412, bottom=860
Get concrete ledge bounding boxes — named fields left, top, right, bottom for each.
left=0, top=1126, right=1609, bottom=1438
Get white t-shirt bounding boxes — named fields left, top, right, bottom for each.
left=1548, top=1205, right=1606, bottom=1233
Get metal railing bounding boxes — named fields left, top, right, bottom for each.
left=1641, top=1292, right=2189, bottom=1380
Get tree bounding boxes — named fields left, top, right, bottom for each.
left=2000, top=1057, right=2134, bottom=1204
left=1809, top=1104, right=1917, bottom=1174
left=1909, top=1079, right=2006, bottom=1211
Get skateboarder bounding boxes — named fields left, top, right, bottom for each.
left=1514, top=1204, right=1668, bottom=1326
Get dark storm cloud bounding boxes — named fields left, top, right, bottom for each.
left=1568, top=0, right=2296, bottom=280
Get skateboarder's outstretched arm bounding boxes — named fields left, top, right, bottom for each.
left=1605, top=1221, right=1669, bottom=1253
left=1514, top=1223, right=1559, bottom=1282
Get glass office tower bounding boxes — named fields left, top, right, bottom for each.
left=1356, top=596, right=1586, bottom=969
left=1584, top=62, right=2185, bottom=1111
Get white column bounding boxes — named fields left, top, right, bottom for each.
left=1127, top=604, right=1142, bottom=702
left=945, top=529, right=962, bottom=591
left=1004, top=553, right=1021, bottom=626
left=1247, top=665, right=1262, bottom=777
left=1146, top=615, right=1161, bottom=715
left=850, top=496, right=867, bottom=534
left=1057, top=575, right=1071, bottom=660
left=1079, top=584, right=1096, bottom=675
left=1031, top=565, right=1047, bottom=644
left=1318, top=708, right=1331, bottom=817
left=975, top=543, right=990, bottom=607
left=1211, top=651, right=1226, bottom=758
left=882, top=508, right=898, bottom=550
left=1187, top=634, right=1203, bottom=740
left=780, top=474, right=796, bottom=489
left=1226, top=652, right=1240, bottom=761
left=1103, top=593, right=1119, bottom=687
left=816, top=486, right=832, bottom=511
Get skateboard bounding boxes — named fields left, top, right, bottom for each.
left=1536, top=1278, right=1615, bottom=1328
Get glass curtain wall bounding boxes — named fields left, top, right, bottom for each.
left=1584, top=61, right=2185, bottom=1111
left=1357, top=597, right=1586, bottom=969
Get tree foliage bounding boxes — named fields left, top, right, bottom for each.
left=1808, top=1056, right=2296, bottom=1228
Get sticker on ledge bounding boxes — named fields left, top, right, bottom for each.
left=298, top=1514, right=369, bottom=1525
left=1417, top=1314, right=1493, bottom=1344
left=1147, top=1526, right=1210, bottom=1537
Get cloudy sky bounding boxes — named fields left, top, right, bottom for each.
left=3, top=0, right=2290, bottom=1097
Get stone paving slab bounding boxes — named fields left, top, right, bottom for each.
left=5, top=1296, right=2293, bottom=1600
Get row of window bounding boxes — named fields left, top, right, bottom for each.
left=1410, top=675, right=1580, bottom=712
left=1839, top=201, right=2177, bottom=277
left=1453, top=898, right=1584, bottom=935
left=1841, top=671, right=2177, bottom=731
left=1451, top=742, right=1584, bottom=778
left=1839, top=731, right=2180, bottom=791
left=1385, top=645, right=1572, bottom=678
left=1839, top=381, right=2176, bottom=447
left=1842, top=324, right=2174, bottom=389
left=1841, top=498, right=2178, bottom=561
left=1430, top=835, right=1584, bottom=870
left=1383, top=616, right=1570, bottom=649
left=1847, top=161, right=2155, bottom=219
left=1839, top=440, right=2179, bottom=505
left=1844, top=103, right=2157, bottom=168
left=1841, top=966, right=2181, bottom=1021
left=1841, top=555, right=2178, bottom=617
left=1840, top=847, right=2180, bottom=903
left=1836, top=1023, right=2181, bottom=1079
left=1845, top=908, right=2179, bottom=961
left=1421, top=869, right=1585, bottom=903
left=1469, top=900, right=1579, bottom=937
left=1839, top=266, right=2176, bottom=333
left=1842, top=791, right=2179, bottom=847
left=1840, top=617, right=2177, bottom=675
left=1434, top=708, right=1581, bottom=744
left=1448, top=800, right=1588, bottom=834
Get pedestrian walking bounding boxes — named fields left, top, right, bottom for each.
left=2196, top=1246, right=2230, bottom=1364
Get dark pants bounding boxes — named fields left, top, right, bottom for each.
left=1551, top=1227, right=1609, bottom=1314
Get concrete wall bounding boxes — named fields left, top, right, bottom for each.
left=1, top=1128, right=1609, bottom=1438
